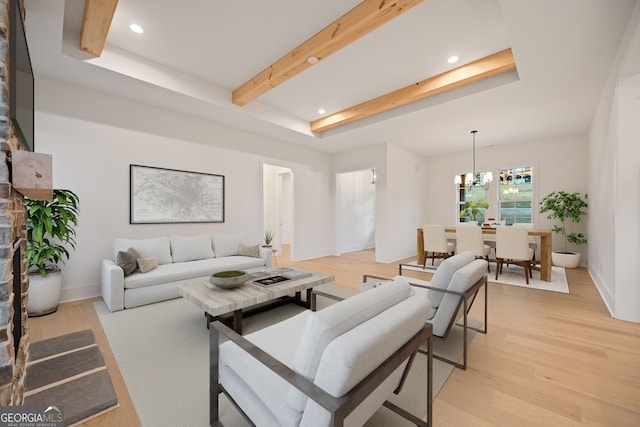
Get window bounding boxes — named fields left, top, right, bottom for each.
left=456, top=172, right=491, bottom=224
left=498, top=167, right=533, bottom=225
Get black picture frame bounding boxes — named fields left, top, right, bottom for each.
left=130, top=164, right=225, bottom=224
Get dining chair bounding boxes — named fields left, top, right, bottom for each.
left=423, top=224, right=455, bottom=267
left=495, top=226, right=534, bottom=284
left=455, top=224, right=492, bottom=272
left=512, top=222, right=537, bottom=261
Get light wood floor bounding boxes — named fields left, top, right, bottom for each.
left=29, top=246, right=640, bottom=426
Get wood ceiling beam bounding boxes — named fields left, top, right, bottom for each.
left=310, top=48, right=517, bottom=133
left=232, top=0, right=423, bottom=106
left=80, top=0, right=119, bottom=57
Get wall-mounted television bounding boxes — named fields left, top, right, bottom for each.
left=9, top=0, right=34, bottom=152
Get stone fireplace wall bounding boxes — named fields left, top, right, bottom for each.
left=0, top=0, right=29, bottom=405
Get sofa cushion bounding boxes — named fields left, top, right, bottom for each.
left=113, top=237, right=173, bottom=265
left=220, top=367, right=297, bottom=427
left=238, top=243, right=260, bottom=258
left=288, top=277, right=412, bottom=411
left=170, top=234, right=214, bottom=262
left=220, top=311, right=310, bottom=427
left=116, top=247, right=139, bottom=276
left=212, top=233, right=243, bottom=257
left=426, top=251, right=475, bottom=308
left=123, top=256, right=266, bottom=289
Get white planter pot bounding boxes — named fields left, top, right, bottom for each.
left=551, top=252, right=581, bottom=268
left=27, top=270, right=62, bottom=316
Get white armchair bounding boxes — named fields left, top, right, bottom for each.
left=394, top=252, right=488, bottom=370
left=211, top=278, right=434, bottom=426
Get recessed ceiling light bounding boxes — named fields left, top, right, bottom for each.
left=129, top=24, right=144, bottom=34
left=307, top=56, right=319, bottom=65
left=448, top=55, right=459, bottom=64
left=318, top=108, right=326, bottom=114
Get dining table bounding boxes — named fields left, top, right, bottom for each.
left=416, top=226, right=554, bottom=282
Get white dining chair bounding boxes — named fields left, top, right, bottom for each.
left=495, top=226, right=534, bottom=284
left=512, top=222, right=538, bottom=261
left=423, top=224, right=455, bottom=267
left=455, top=224, right=492, bottom=272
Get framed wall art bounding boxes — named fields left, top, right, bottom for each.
left=130, top=164, right=225, bottom=224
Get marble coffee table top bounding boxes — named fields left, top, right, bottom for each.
left=178, top=269, right=334, bottom=317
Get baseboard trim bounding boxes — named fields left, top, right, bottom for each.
left=587, top=266, right=614, bottom=318
left=60, top=282, right=101, bottom=303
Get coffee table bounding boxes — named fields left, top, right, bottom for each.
left=178, top=269, right=334, bottom=333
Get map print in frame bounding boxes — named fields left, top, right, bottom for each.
left=130, top=164, right=225, bottom=224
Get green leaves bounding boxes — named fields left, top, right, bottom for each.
left=25, top=189, right=80, bottom=277
left=460, top=200, right=489, bottom=221
left=264, top=230, right=274, bottom=245
left=539, top=191, right=587, bottom=252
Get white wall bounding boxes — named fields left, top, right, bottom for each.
left=332, top=143, right=426, bottom=263
left=35, top=76, right=334, bottom=301
left=588, top=1, right=640, bottom=322
left=376, top=144, right=427, bottom=262
left=588, top=93, right=617, bottom=306
left=615, top=73, right=640, bottom=322
left=423, top=134, right=588, bottom=258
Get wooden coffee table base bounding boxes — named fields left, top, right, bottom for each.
left=204, top=289, right=313, bottom=334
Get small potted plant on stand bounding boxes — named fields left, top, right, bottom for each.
left=26, top=189, right=80, bottom=316
left=263, top=230, right=274, bottom=248
left=539, top=191, right=587, bottom=268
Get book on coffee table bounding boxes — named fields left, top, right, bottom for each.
left=253, top=276, right=290, bottom=286
left=281, top=270, right=313, bottom=280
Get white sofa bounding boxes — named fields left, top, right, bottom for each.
left=101, top=233, right=272, bottom=312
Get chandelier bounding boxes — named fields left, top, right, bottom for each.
left=454, top=130, right=493, bottom=190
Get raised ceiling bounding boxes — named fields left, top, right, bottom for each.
left=24, top=0, right=637, bottom=156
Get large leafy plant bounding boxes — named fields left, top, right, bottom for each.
left=539, top=191, right=587, bottom=253
left=26, top=189, right=80, bottom=277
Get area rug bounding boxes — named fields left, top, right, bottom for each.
left=401, top=260, right=569, bottom=293
left=24, top=329, right=118, bottom=425
left=94, top=284, right=477, bottom=426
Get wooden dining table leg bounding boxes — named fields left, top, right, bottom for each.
left=540, top=233, right=552, bottom=281
left=417, top=228, right=425, bottom=266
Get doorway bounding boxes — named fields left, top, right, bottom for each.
left=263, top=164, right=293, bottom=257
left=336, top=168, right=376, bottom=255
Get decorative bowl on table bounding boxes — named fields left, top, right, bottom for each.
left=209, top=271, right=249, bottom=289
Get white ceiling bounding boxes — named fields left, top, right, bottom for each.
left=24, top=0, right=637, bottom=156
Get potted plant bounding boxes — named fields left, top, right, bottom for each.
left=25, top=189, right=80, bottom=316
left=263, top=229, right=274, bottom=247
left=460, top=200, right=489, bottom=224
left=539, top=191, right=587, bottom=268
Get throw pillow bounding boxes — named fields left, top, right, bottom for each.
left=117, top=247, right=140, bottom=276
left=238, top=243, right=260, bottom=258
left=137, top=257, right=159, bottom=273
left=211, top=233, right=243, bottom=257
